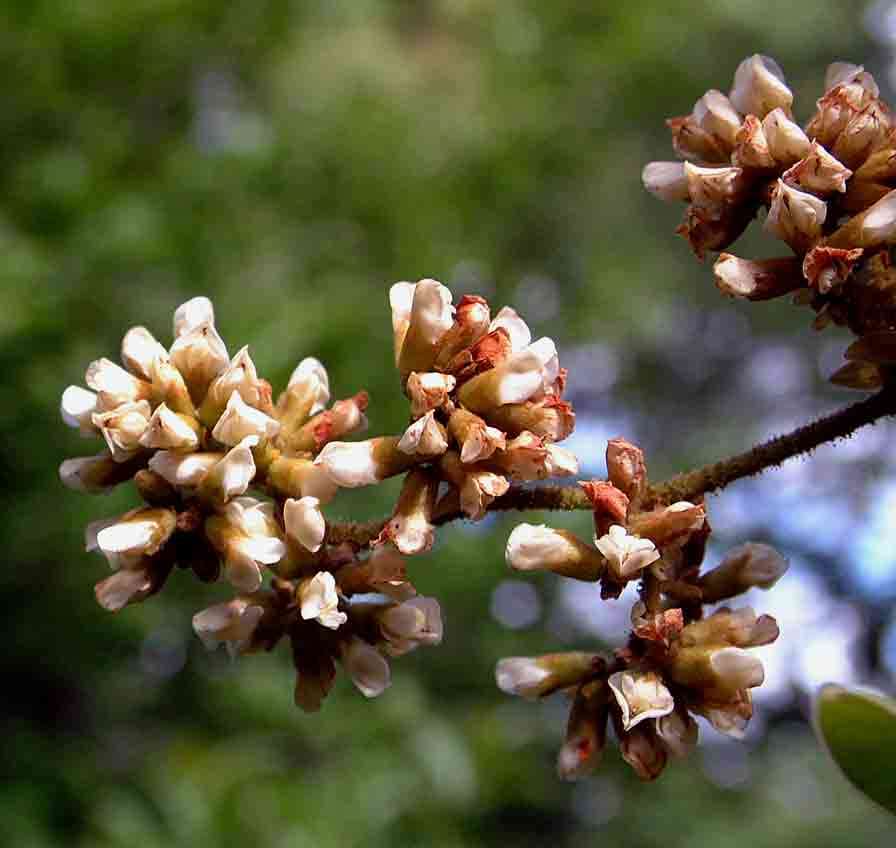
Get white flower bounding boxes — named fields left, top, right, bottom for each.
left=341, top=637, right=391, bottom=698
left=729, top=54, right=792, bottom=118
left=377, top=596, right=443, bottom=655
left=710, top=646, right=765, bottom=691
left=315, top=437, right=413, bottom=488
left=61, top=385, right=99, bottom=435
left=173, top=296, right=215, bottom=337
left=85, top=358, right=149, bottom=409
left=149, top=450, right=222, bottom=487
left=94, top=567, right=153, bottom=612
left=286, top=356, right=330, bottom=416
left=205, top=435, right=259, bottom=500
left=397, top=410, right=448, bottom=457
left=96, top=509, right=176, bottom=560
left=211, top=497, right=286, bottom=593
left=299, top=571, right=346, bottom=630
left=192, top=598, right=264, bottom=657
left=607, top=670, right=675, bottom=731
left=406, top=371, right=457, bottom=418
left=495, top=657, right=552, bottom=699
left=169, top=319, right=229, bottom=397
left=92, top=399, right=153, bottom=461
left=139, top=403, right=199, bottom=451
left=121, top=326, right=168, bottom=381
left=642, top=161, right=690, bottom=203
left=505, top=523, right=602, bottom=579
left=762, top=107, right=811, bottom=164
left=284, top=496, right=326, bottom=553
left=489, top=305, right=531, bottom=352
left=545, top=444, right=579, bottom=477
left=203, top=345, right=267, bottom=414
left=458, top=337, right=559, bottom=410
left=595, top=525, right=660, bottom=580
left=405, top=278, right=456, bottom=346
left=765, top=179, right=827, bottom=248
left=212, top=390, right=280, bottom=446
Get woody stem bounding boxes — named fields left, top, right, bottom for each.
left=325, top=387, right=896, bottom=548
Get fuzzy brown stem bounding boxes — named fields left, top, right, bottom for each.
left=326, top=388, right=896, bottom=548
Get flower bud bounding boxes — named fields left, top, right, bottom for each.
left=284, top=392, right=369, bottom=454
left=93, top=399, right=152, bottom=461
left=627, top=501, right=705, bottom=548
left=432, top=294, right=492, bottom=368
left=315, top=436, right=418, bottom=487
left=641, top=161, right=690, bottom=202
left=699, top=542, right=788, bottom=602
left=199, top=435, right=258, bottom=503
left=447, top=407, right=506, bottom=463
left=762, top=107, right=811, bottom=165
left=557, top=681, right=609, bottom=781
left=61, top=385, right=100, bottom=436
left=396, top=279, right=456, bottom=376
left=439, top=451, right=509, bottom=519
left=133, top=469, right=178, bottom=505
left=341, top=637, right=391, bottom=698
left=655, top=708, right=699, bottom=759
left=59, top=451, right=143, bottom=493
left=713, top=254, right=804, bottom=301
left=495, top=652, right=600, bottom=700
left=377, top=596, right=443, bottom=655
left=457, top=337, right=558, bottom=411
left=607, top=670, right=675, bottom=731
left=605, top=438, right=648, bottom=501
left=211, top=390, right=280, bottom=446
left=617, top=720, right=668, bottom=782
left=709, top=646, right=765, bottom=691
left=595, top=525, right=660, bottom=581
left=376, top=469, right=437, bottom=555
left=694, top=89, right=742, bottom=147
left=683, top=163, right=746, bottom=211
left=280, top=356, right=330, bottom=421
left=764, top=179, right=827, bottom=252
left=825, top=62, right=879, bottom=96
left=149, top=450, right=222, bottom=488
left=96, top=508, right=177, bottom=560
left=169, top=319, right=229, bottom=403
left=406, top=372, right=457, bottom=417
left=284, top=496, right=326, bottom=553
left=488, top=305, right=532, bottom=352
left=729, top=54, right=792, bottom=118
left=173, top=296, right=215, bottom=337
left=206, top=496, right=286, bottom=593
left=200, top=345, right=270, bottom=425
left=732, top=115, right=775, bottom=169
left=481, top=396, right=574, bottom=443
left=192, top=598, right=265, bottom=656
left=149, top=355, right=198, bottom=417
left=298, top=571, right=346, bottom=630
left=397, top=410, right=449, bottom=458
left=94, top=566, right=154, bottom=613
left=121, top=326, right=168, bottom=381
left=505, top=523, right=605, bottom=581
left=831, top=101, right=890, bottom=169
left=825, top=188, right=896, bottom=249
left=783, top=142, right=852, bottom=194
left=266, top=454, right=339, bottom=503
left=85, top=358, right=152, bottom=410
left=139, top=403, right=201, bottom=451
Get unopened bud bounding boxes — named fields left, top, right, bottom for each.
left=315, top=436, right=418, bottom=488
left=121, top=326, right=168, bottom=381
left=406, top=372, right=456, bottom=417
left=700, top=542, right=788, bottom=602
left=713, top=254, right=805, bottom=301
left=642, top=161, right=690, bottom=202
left=284, top=496, right=326, bottom=553
left=825, top=188, right=896, bottom=249
left=729, top=54, right=792, bottom=118
left=557, top=681, right=609, bottom=781
left=765, top=179, right=827, bottom=252
left=377, top=469, right=437, bottom=555
left=447, top=407, right=506, bottom=463
left=762, top=107, right=811, bottom=165
left=341, top=637, right=391, bottom=698
left=93, top=399, right=152, bottom=461
left=495, top=652, right=600, bottom=700
left=432, top=294, right=492, bottom=368
left=139, top=403, right=200, bottom=451
left=732, top=115, right=775, bottom=169
left=783, top=142, right=852, bottom=194
left=169, top=320, right=229, bottom=403
left=505, top=523, right=606, bottom=581
left=397, top=410, right=449, bottom=458
left=396, top=279, right=456, bottom=376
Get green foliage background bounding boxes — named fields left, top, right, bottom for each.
left=1, top=2, right=893, bottom=845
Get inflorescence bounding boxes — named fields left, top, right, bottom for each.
left=643, top=55, right=896, bottom=391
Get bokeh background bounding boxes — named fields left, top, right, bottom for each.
left=3, top=1, right=896, bottom=845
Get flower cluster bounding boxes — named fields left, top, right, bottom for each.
left=60, top=283, right=578, bottom=710
left=60, top=296, right=441, bottom=709
left=643, top=55, right=896, bottom=389
left=497, top=439, right=787, bottom=781
left=314, top=278, right=578, bottom=545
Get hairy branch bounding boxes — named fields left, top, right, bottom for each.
left=327, top=387, right=896, bottom=548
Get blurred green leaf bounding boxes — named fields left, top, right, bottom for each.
left=814, top=684, right=896, bottom=815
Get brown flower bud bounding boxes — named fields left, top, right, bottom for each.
left=802, top=246, right=863, bottom=294
left=733, top=115, right=775, bottom=169
left=480, top=395, right=574, bottom=443
left=782, top=141, right=852, bottom=195
left=406, top=372, right=456, bottom=418
left=447, top=407, right=506, bottom=463
left=375, top=469, right=438, bottom=555
left=605, top=438, right=648, bottom=501
left=432, top=294, right=491, bottom=369
left=713, top=254, right=804, bottom=301
left=557, top=681, right=609, bottom=781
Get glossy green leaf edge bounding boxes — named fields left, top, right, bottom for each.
left=813, top=683, right=896, bottom=815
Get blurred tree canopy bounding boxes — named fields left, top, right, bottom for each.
left=2, top=2, right=894, bottom=846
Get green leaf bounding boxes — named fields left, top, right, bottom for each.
left=813, top=684, right=896, bottom=815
